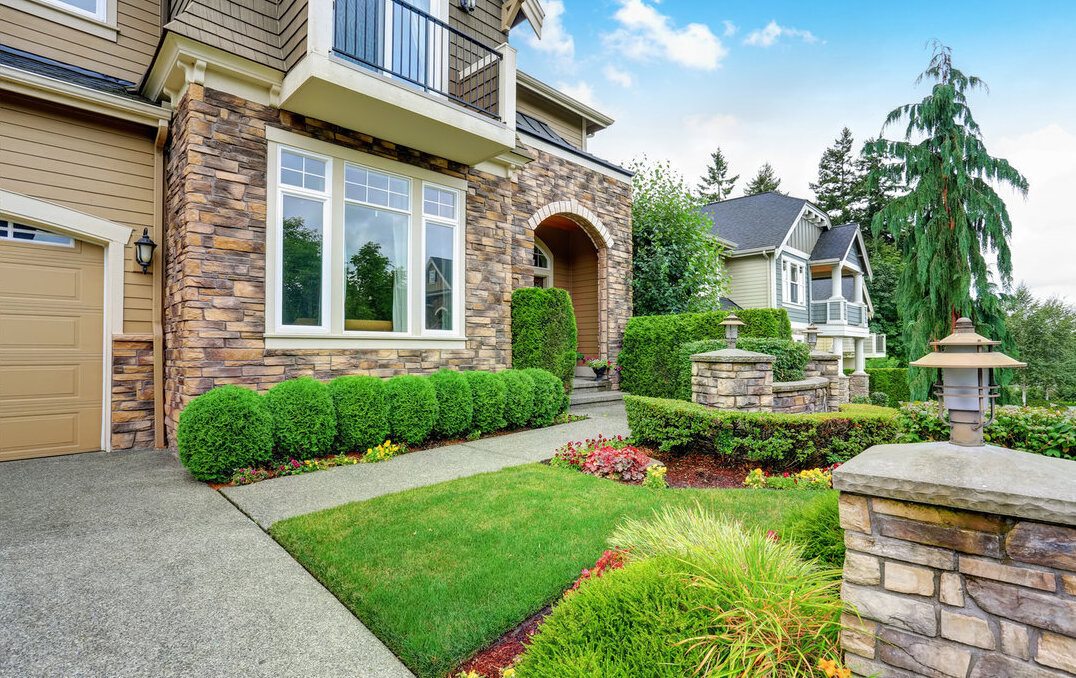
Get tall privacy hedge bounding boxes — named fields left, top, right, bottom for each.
left=867, top=368, right=910, bottom=407
left=511, top=287, right=577, bottom=393
left=619, top=308, right=792, bottom=398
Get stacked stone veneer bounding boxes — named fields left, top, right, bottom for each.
left=835, top=442, right=1076, bottom=677
left=111, top=334, right=155, bottom=450
left=691, top=349, right=848, bottom=413
left=849, top=373, right=870, bottom=400
left=162, top=85, right=632, bottom=443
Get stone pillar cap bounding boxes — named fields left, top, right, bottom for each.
left=809, top=351, right=839, bottom=360
left=690, top=349, right=775, bottom=364
left=833, top=442, right=1076, bottom=526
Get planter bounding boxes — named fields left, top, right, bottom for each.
left=591, top=366, right=609, bottom=381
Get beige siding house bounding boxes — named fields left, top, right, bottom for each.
left=0, top=0, right=633, bottom=461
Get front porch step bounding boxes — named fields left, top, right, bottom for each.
left=573, top=377, right=611, bottom=391
left=570, top=389, right=624, bottom=407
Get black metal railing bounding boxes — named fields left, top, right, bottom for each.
left=333, top=0, right=503, bottom=120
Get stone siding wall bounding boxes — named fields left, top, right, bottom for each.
left=162, top=85, right=631, bottom=442
left=111, top=334, right=155, bottom=450
left=849, top=373, right=869, bottom=400
left=839, top=493, right=1076, bottom=677
left=771, top=378, right=829, bottom=413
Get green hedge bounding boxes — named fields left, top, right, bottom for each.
left=466, top=370, right=507, bottom=434
left=329, top=375, right=389, bottom=452
left=674, top=339, right=725, bottom=401
left=384, top=375, right=438, bottom=445
left=499, top=369, right=536, bottom=428
left=737, top=337, right=810, bottom=382
left=867, top=368, right=910, bottom=407
left=524, top=368, right=564, bottom=427
left=428, top=370, right=474, bottom=439
left=177, top=385, right=274, bottom=482
left=265, top=377, right=337, bottom=459
left=625, top=395, right=898, bottom=468
left=898, top=401, right=1076, bottom=461
left=511, top=287, right=577, bottom=393
left=619, top=309, right=791, bottom=398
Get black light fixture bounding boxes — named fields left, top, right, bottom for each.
left=134, top=228, right=157, bottom=273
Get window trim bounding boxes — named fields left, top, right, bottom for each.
left=782, top=257, right=806, bottom=308
left=533, top=237, right=554, bottom=288
left=1, top=0, right=117, bottom=40
left=420, top=181, right=462, bottom=336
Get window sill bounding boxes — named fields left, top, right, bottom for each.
left=264, top=334, right=467, bottom=350
left=2, top=0, right=118, bottom=40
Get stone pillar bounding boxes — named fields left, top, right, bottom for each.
left=831, top=263, right=843, bottom=298
left=834, top=442, right=1076, bottom=678
left=690, top=349, right=774, bottom=412
left=810, top=351, right=843, bottom=411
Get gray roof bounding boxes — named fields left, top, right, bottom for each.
left=810, top=223, right=859, bottom=261
left=701, top=192, right=808, bottom=252
left=516, top=111, right=631, bottom=176
left=0, top=45, right=146, bottom=101
left=719, top=296, right=742, bottom=311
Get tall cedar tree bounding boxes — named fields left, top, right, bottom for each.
left=630, top=160, right=727, bottom=315
left=810, top=127, right=861, bottom=225
left=697, top=147, right=739, bottom=203
left=865, top=43, right=1028, bottom=398
left=744, top=162, right=782, bottom=195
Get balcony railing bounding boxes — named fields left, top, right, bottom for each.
left=810, top=298, right=868, bottom=327
left=333, top=0, right=503, bottom=120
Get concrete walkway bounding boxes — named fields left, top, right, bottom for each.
left=223, top=401, right=629, bottom=529
left=0, top=449, right=412, bottom=678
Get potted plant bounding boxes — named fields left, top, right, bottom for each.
left=585, top=357, right=617, bottom=381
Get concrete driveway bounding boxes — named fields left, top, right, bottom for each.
left=0, top=449, right=412, bottom=678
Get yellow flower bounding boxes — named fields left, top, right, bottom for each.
left=817, top=658, right=838, bottom=677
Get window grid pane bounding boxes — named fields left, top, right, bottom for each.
left=280, top=150, right=327, bottom=191
left=423, top=186, right=456, bottom=220
left=346, top=164, right=410, bottom=211
left=424, top=222, right=454, bottom=331
left=0, top=220, right=74, bottom=246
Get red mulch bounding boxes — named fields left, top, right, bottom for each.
left=454, top=605, right=552, bottom=677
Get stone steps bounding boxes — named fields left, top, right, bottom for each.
left=573, top=377, right=610, bottom=391
left=570, top=388, right=623, bottom=407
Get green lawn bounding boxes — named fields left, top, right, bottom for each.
left=271, top=464, right=818, bottom=677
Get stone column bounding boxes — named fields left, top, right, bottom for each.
left=834, top=442, right=1076, bottom=678
left=810, top=351, right=843, bottom=411
left=690, top=349, right=774, bottom=412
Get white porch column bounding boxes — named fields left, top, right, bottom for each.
left=831, top=336, right=844, bottom=360
left=853, top=272, right=864, bottom=304
left=831, top=263, right=842, bottom=298
left=854, top=337, right=867, bottom=375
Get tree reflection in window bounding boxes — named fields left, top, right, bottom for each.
left=345, top=242, right=399, bottom=324
left=281, top=214, right=323, bottom=326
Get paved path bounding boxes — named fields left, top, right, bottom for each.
left=0, top=449, right=412, bottom=678
left=223, top=401, right=628, bottom=529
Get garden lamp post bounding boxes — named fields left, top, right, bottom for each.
left=721, top=313, right=745, bottom=349
left=804, top=324, right=819, bottom=350
left=909, top=317, right=1025, bottom=447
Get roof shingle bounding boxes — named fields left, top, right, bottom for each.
left=701, top=192, right=808, bottom=252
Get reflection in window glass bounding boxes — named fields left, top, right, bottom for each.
left=0, top=220, right=74, bottom=247
left=281, top=195, right=324, bottom=326
left=424, top=222, right=454, bottom=331
left=345, top=165, right=409, bottom=211
left=57, top=0, right=101, bottom=15
left=423, top=186, right=456, bottom=220
left=280, top=150, right=326, bottom=192
left=344, top=204, right=409, bottom=332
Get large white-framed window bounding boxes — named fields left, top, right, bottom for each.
left=266, top=127, right=466, bottom=348
left=1, top=0, right=117, bottom=40
left=782, top=258, right=806, bottom=307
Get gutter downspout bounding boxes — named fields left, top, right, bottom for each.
left=153, top=120, right=168, bottom=449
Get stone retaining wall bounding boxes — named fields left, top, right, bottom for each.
left=849, top=373, right=869, bottom=400
left=691, top=348, right=848, bottom=413
left=835, top=442, right=1076, bottom=677
left=771, top=377, right=830, bottom=413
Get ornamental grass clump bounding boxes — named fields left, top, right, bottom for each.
left=264, top=377, right=337, bottom=459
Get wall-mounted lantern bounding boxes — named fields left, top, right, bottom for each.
left=458, top=0, right=476, bottom=12
left=721, top=313, right=745, bottom=350
left=804, top=323, right=819, bottom=350
left=134, top=228, right=157, bottom=274
left=910, top=317, right=1025, bottom=447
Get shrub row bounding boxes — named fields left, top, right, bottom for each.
left=511, top=287, right=577, bottom=393
left=867, top=367, right=910, bottom=407
left=625, top=395, right=898, bottom=468
left=177, top=368, right=567, bottom=482
left=618, top=308, right=792, bottom=398
left=897, top=401, right=1075, bottom=461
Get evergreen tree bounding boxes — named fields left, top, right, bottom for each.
left=744, top=162, right=782, bottom=196
left=856, top=138, right=904, bottom=242
left=697, top=147, right=739, bottom=203
left=810, top=127, right=861, bottom=225
left=864, top=43, right=1028, bottom=398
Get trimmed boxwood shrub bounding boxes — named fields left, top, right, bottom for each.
left=625, top=395, right=898, bottom=468
left=737, top=337, right=811, bottom=382
left=177, top=385, right=274, bottom=482
left=384, top=375, right=438, bottom=445
left=619, top=308, right=791, bottom=398
left=511, top=287, right=577, bottom=393
left=867, top=367, right=910, bottom=407
left=498, top=369, right=536, bottom=428
left=265, top=377, right=337, bottom=459
left=329, top=375, right=389, bottom=452
left=465, top=370, right=507, bottom=433
left=428, top=369, right=474, bottom=439
left=523, top=367, right=564, bottom=427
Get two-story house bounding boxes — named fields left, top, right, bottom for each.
left=702, top=192, right=886, bottom=378
left=0, top=0, right=633, bottom=461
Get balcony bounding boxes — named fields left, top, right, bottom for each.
left=810, top=298, right=868, bottom=328
left=279, top=0, right=517, bottom=165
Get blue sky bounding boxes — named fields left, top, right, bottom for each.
left=510, top=1, right=1076, bottom=301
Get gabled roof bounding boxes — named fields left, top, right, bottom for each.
left=701, top=192, right=810, bottom=253
left=516, top=111, right=631, bottom=176
left=0, top=45, right=146, bottom=101
left=810, top=223, right=859, bottom=261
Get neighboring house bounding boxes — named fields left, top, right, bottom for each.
left=0, top=0, right=633, bottom=461
left=701, top=192, right=886, bottom=373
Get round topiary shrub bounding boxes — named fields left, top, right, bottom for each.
left=329, top=375, right=389, bottom=452
left=177, top=385, right=273, bottom=482
left=428, top=369, right=473, bottom=439
left=384, top=375, right=438, bottom=445
left=464, top=370, right=507, bottom=434
left=523, top=368, right=564, bottom=427
left=499, top=369, right=536, bottom=429
left=264, top=377, right=337, bottom=459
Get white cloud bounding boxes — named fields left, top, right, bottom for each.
left=603, top=64, right=634, bottom=88
left=557, top=81, right=599, bottom=108
left=744, top=20, right=819, bottom=47
left=526, top=0, right=574, bottom=62
left=603, top=0, right=727, bottom=71
left=723, top=20, right=738, bottom=37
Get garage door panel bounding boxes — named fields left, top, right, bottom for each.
left=0, top=261, right=94, bottom=303
left=0, top=362, right=102, bottom=402
left=0, top=312, right=102, bottom=350
left=0, top=407, right=99, bottom=461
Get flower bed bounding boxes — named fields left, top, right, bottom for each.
left=743, top=465, right=838, bottom=491
left=549, top=436, right=662, bottom=486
